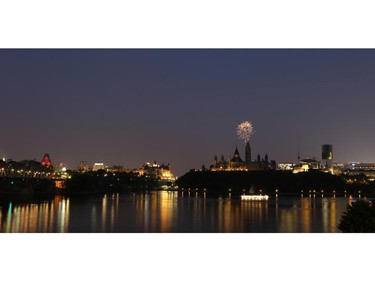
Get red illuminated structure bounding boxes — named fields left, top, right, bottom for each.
left=41, top=153, right=52, bottom=167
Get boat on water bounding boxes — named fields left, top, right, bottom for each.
left=241, top=194, right=269, bottom=201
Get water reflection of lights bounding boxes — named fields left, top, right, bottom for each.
left=240, top=200, right=268, bottom=232
left=0, top=197, right=70, bottom=233
left=0, top=192, right=350, bottom=233
left=100, top=193, right=120, bottom=232
left=217, top=198, right=223, bottom=231
left=91, top=206, right=97, bottom=232
left=330, top=198, right=336, bottom=232
left=158, top=191, right=177, bottom=232
left=322, top=198, right=329, bottom=233
left=6, top=202, right=13, bottom=232
left=223, top=199, right=233, bottom=232
left=101, top=195, right=107, bottom=231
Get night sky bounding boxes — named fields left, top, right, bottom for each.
left=1, top=49, right=375, bottom=176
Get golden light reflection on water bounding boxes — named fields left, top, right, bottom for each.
left=240, top=200, right=269, bottom=232
left=100, top=193, right=120, bottom=232
left=277, top=197, right=347, bottom=233
left=130, top=191, right=179, bottom=232
left=301, top=198, right=312, bottom=233
left=0, top=196, right=70, bottom=233
left=0, top=192, right=350, bottom=233
left=159, top=191, right=178, bottom=232
left=101, top=194, right=107, bottom=231
left=130, top=192, right=346, bottom=233
left=330, top=199, right=337, bottom=232
left=144, top=193, right=149, bottom=232
left=223, top=199, right=232, bottom=232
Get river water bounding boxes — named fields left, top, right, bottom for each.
left=0, top=191, right=354, bottom=233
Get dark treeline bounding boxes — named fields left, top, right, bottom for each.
left=0, top=170, right=162, bottom=196
left=0, top=159, right=53, bottom=176
left=0, top=177, right=56, bottom=195
left=176, top=170, right=375, bottom=196
left=2, top=169, right=374, bottom=197
left=64, top=170, right=160, bottom=194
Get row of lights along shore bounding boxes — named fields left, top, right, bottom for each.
left=180, top=188, right=363, bottom=199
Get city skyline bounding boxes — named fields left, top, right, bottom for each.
left=2, top=0, right=374, bottom=277
left=1, top=49, right=375, bottom=175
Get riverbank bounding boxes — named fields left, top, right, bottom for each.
left=176, top=170, right=375, bottom=197
left=0, top=177, right=56, bottom=195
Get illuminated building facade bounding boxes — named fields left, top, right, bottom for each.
left=136, top=161, right=176, bottom=182
left=55, top=163, right=67, bottom=172
left=106, top=166, right=131, bottom=173
left=333, top=162, right=344, bottom=174
left=93, top=162, right=106, bottom=171
left=293, top=158, right=321, bottom=173
left=78, top=161, right=89, bottom=172
left=343, top=162, right=375, bottom=178
left=41, top=153, right=52, bottom=167
left=277, top=163, right=294, bottom=171
left=211, top=142, right=275, bottom=171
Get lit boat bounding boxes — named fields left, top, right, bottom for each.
left=241, top=195, right=269, bottom=201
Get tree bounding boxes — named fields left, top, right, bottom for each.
left=338, top=200, right=375, bottom=233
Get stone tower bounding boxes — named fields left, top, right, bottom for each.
left=245, top=141, right=251, bottom=164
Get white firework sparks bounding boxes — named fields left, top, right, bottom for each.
left=237, top=121, right=254, bottom=143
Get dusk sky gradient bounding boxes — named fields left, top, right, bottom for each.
left=1, top=49, right=375, bottom=176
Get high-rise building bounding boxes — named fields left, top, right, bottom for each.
left=322, top=144, right=333, bottom=173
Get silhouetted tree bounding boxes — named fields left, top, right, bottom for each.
left=338, top=200, right=375, bottom=233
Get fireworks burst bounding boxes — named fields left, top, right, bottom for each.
left=237, top=121, right=254, bottom=143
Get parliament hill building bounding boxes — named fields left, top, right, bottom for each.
left=210, top=142, right=276, bottom=171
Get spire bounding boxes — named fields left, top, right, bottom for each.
left=231, top=146, right=243, bottom=162
left=234, top=146, right=240, bottom=155
left=41, top=153, right=52, bottom=167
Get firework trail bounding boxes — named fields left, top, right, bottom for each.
left=237, top=121, right=254, bottom=143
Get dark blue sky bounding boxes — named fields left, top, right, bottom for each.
left=1, top=49, right=375, bottom=175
